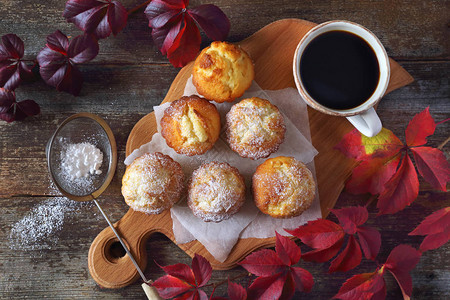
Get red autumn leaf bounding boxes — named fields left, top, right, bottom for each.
left=411, top=147, right=450, bottom=191
left=239, top=233, right=313, bottom=299
left=0, top=34, right=34, bottom=90
left=405, top=107, right=436, bottom=147
left=357, top=226, right=381, bottom=260
left=334, top=268, right=386, bottom=300
left=409, top=207, right=450, bottom=252
left=0, top=88, right=40, bottom=122
left=166, top=14, right=201, bottom=67
left=152, top=275, right=193, bottom=299
left=288, top=207, right=380, bottom=272
left=275, top=232, right=301, bottom=266
left=335, top=128, right=403, bottom=161
left=191, top=254, right=212, bottom=287
left=384, top=245, right=421, bottom=299
left=227, top=280, right=247, bottom=300
left=238, top=249, right=285, bottom=277
left=153, top=254, right=212, bottom=299
left=337, top=107, right=449, bottom=216
left=377, top=155, right=419, bottom=215
left=345, top=155, right=401, bottom=195
left=286, top=219, right=345, bottom=249
left=37, top=31, right=99, bottom=96
left=145, top=0, right=230, bottom=67
left=329, top=235, right=362, bottom=273
left=63, top=0, right=128, bottom=39
left=247, top=272, right=286, bottom=300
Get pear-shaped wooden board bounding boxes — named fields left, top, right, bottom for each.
left=88, top=18, right=413, bottom=289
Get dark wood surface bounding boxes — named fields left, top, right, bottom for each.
left=0, top=0, right=448, bottom=299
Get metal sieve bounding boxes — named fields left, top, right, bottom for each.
left=46, top=112, right=148, bottom=284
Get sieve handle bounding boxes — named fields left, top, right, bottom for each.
left=88, top=206, right=173, bottom=289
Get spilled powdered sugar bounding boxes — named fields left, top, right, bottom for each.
left=8, top=197, right=90, bottom=251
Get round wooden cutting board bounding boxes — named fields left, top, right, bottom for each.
left=88, top=18, right=414, bottom=289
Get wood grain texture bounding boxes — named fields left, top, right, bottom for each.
left=0, top=0, right=449, bottom=299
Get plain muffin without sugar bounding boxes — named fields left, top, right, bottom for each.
left=226, top=97, right=286, bottom=160
left=188, top=161, right=246, bottom=222
left=160, top=95, right=221, bottom=156
left=192, top=41, right=254, bottom=103
left=252, top=156, right=315, bottom=218
left=122, top=152, right=184, bottom=214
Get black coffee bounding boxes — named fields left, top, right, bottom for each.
left=300, top=30, right=380, bottom=110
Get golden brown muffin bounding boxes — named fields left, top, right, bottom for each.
left=226, top=97, right=286, bottom=160
left=160, top=95, right=221, bottom=156
left=192, top=41, right=254, bottom=103
left=252, top=156, right=315, bottom=218
left=188, top=161, right=246, bottom=222
left=122, top=152, right=184, bottom=214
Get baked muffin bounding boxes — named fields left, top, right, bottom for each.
left=188, top=162, right=246, bottom=222
left=226, top=97, right=286, bottom=160
left=122, top=152, right=184, bottom=214
left=160, top=95, right=221, bottom=156
left=192, top=41, right=254, bottom=103
left=252, top=156, right=315, bottom=218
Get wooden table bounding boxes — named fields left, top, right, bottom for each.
left=1, top=0, right=448, bottom=299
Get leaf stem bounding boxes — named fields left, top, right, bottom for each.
left=365, top=194, right=378, bottom=208
left=436, top=118, right=450, bottom=125
left=438, top=136, right=450, bottom=150
left=128, top=0, right=151, bottom=16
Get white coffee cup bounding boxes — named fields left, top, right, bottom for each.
left=293, top=20, right=390, bottom=137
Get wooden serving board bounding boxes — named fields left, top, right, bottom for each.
left=88, top=19, right=413, bottom=289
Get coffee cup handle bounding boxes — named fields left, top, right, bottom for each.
left=346, top=108, right=382, bottom=137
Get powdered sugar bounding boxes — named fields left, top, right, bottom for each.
left=61, top=142, right=103, bottom=180
left=8, top=197, right=89, bottom=251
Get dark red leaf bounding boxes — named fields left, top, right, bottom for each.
left=63, top=0, right=128, bottom=39
left=301, top=238, right=344, bottom=263
left=275, top=232, right=301, bottom=266
left=145, top=0, right=229, bottom=67
left=411, top=147, right=450, bottom=191
left=334, top=128, right=403, bottom=161
left=0, top=34, right=33, bottom=90
left=345, top=155, right=401, bottom=195
left=290, top=267, right=314, bottom=293
left=227, top=280, right=247, bottom=300
left=334, top=269, right=386, bottom=300
left=280, top=271, right=295, bottom=300
left=329, top=235, right=362, bottom=273
left=239, top=249, right=285, bottom=277
left=145, top=0, right=186, bottom=28
left=357, top=226, right=381, bottom=260
left=167, top=14, right=201, bottom=67
left=191, top=254, right=212, bottom=287
left=377, top=155, right=419, bottom=215
left=152, top=275, right=193, bottom=299
left=286, top=219, right=345, bottom=249
left=331, top=206, right=369, bottom=235
left=247, top=272, right=286, bottom=300
left=0, top=88, right=39, bottom=122
left=67, top=34, right=99, bottom=63
left=188, top=4, right=230, bottom=40
left=37, top=31, right=98, bottom=96
left=384, top=245, right=421, bottom=299
left=409, top=207, right=450, bottom=252
left=405, top=107, right=436, bottom=147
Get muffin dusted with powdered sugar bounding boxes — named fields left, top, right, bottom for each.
left=226, top=97, right=286, bottom=160
left=252, top=156, right=315, bottom=218
left=122, top=152, right=184, bottom=214
left=188, top=161, right=246, bottom=222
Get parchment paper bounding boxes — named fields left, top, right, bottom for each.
left=125, top=78, right=321, bottom=262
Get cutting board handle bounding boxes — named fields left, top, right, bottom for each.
left=88, top=209, right=173, bottom=289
